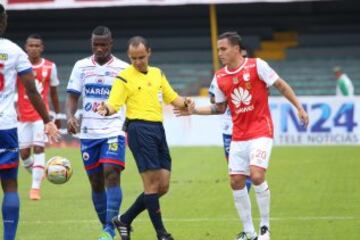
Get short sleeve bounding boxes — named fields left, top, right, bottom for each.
left=66, top=61, right=82, bottom=96
left=15, top=47, right=32, bottom=75
left=161, top=71, right=178, bottom=104
left=213, top=75, right=226, bottom=103
left=208, top=76, right=216, bottom=97
left=50, top=63, right=60, bottom=87
left=107, top=76, right=127, bottom=112
left=256, top=58, right=279, bottom=87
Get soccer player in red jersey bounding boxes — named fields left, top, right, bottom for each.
left=175, top=32, right=308, bottom=240
left=17, top=34, right=61, bottom=200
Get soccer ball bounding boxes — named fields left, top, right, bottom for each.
left=45, top=156, right=73, bottom=184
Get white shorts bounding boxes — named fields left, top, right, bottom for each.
left=228, top=137, right=273, bottom=176
left=18, top=120, right=47, bottom=149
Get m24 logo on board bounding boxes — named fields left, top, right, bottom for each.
left=271, top=102, right=357, bottom=133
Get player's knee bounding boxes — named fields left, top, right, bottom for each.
left=104, top=169, right=120, bottom=187
left=158, top=183, right=169, bottom=196
left=20, top=149, right=31, bottom=160
left=2, top=179, right=18, bottom=192
left=250, top=174, right=265, bottom=185
left=33, top=146, right=44, bottom=154
left=88, top=172, right=105, bottom=191
left=90, top=180, right=104, bottom=192
left=230, top=175, right=246, bottom=190
left=143, top=180, right=161, bottom=194
left=250, top=166, right=266, bottom=185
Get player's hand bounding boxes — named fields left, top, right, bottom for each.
left=67, top=116, right=79, bottom=134
left=45, top=121, right=61, bottom=143
left=55, top=119, right=61, bottom=129
left=96, top=102, right=109, bottom=116
left=185, top=97, right=195, bottom=112
left=173, top=106, right=193, bottom=117
left=298, top=108, right=309, bottom=127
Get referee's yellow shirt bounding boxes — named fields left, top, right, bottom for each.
left=108, top=65, right=178, bottom=122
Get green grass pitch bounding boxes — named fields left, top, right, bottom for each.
left=7, top=146, right=360, bottom=239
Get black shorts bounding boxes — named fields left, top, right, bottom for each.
left=127, top=120, right=171, bottom=173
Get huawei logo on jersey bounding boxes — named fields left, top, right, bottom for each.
left=231, top=87, right=251, bottom=106
left=231, top=87, right=254, bottom=113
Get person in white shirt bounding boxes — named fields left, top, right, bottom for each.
left=66, top=26, right=128, bottom=240
left=333, top=66, right=354, bottom=96
left=0, top=4, right=59, bottom=240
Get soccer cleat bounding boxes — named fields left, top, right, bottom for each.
left=29, top=188, right=41, bottom=200
left=157, top=232, right=174, bottom=240
left=112, top=215, right=132, bottom=240
left=97, top=231, right=114, bottom=240
left=258, top=226, right=270, bottom=240
left=235, top=232, right=258, bottom=240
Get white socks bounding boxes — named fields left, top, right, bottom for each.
left=254, top=181, right=270, bottom=228
left=22, top=156, right=34, bottom=173
left=233, top=188, right=255, bottom=234
left=32, top=153, right=45, bottom=189
left=233, top=181, right=271, bottom=234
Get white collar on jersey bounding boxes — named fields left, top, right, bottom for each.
left=91, top=55, right=114, bottom=66
left=225, top=58, right=248, bottom=75
left=31, top=58, right=45, bottom=69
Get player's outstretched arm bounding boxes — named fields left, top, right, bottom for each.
left=174, top=102, right=227, bottom=116
left=171, top=96, right=195, bottom=109
left=273, top=78, right=309, bottom=127
left=20, top=72, right=60, bottom=142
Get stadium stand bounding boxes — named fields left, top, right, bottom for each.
left=5, top=1, right=360, bottom=98
left=269, top=58, right=360, bottom=96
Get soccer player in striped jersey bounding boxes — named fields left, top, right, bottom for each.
left=66, top=26, right=128, bottom=240
left=0, top=4, right=59, bottom=240
left=17, top=34, right=62, bottom=200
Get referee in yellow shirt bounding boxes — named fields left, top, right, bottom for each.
left=97, top=36, right=194, bottom=240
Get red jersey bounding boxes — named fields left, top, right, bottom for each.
left=17, top=58, right=59, bottom=122
left=213, top=58, right=279, bottom=141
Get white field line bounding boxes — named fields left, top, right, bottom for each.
left=21, top=216, right=359, bottom=225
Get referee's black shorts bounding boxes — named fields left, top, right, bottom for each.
left=127, top=120, right=172, bottom=173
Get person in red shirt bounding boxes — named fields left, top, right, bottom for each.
left=175, top=32, right=308, bottom=240
left=17, top=34, right=61, bottom=200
